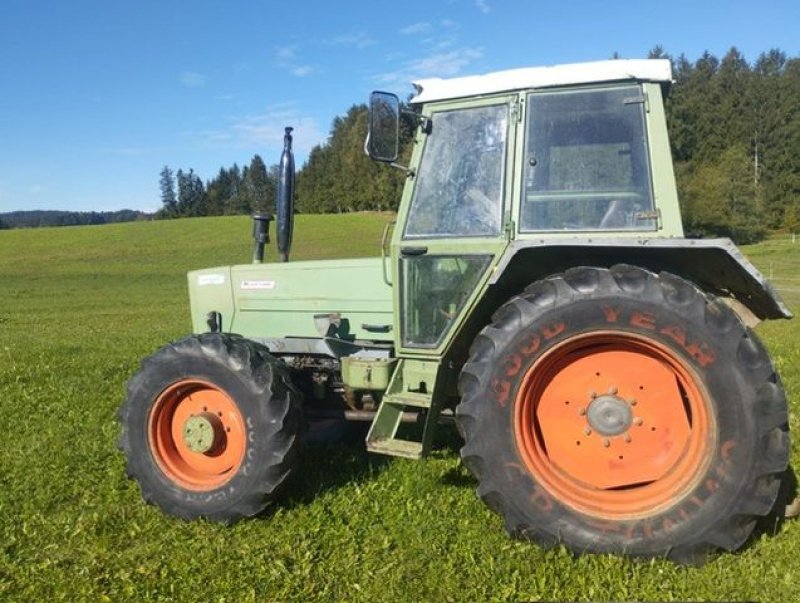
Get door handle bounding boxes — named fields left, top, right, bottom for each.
left=400, top=246, right=428, bottom=256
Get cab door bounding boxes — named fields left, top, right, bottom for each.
left=392, top=95, right=517, bottom=356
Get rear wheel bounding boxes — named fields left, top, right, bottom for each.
left=457, top=265, right=788, bottom=563
left=119, top=333, right=304, bottom=522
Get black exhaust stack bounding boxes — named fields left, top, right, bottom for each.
left=251, top=213, right=271, bottom=263
left=276, top=126, right=295, bottom=262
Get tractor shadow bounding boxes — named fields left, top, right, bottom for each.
left=272, top=421, right=389, bottom=511
left=270, top=417, right=469, bottom=513
left=748, top=466, right=798, bottom=545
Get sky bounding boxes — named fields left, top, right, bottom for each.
left=0, top=0, right=798, bottom=214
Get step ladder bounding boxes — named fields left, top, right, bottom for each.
left=366, top=359, right=443, bottom=459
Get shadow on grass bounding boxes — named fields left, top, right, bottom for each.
left=748, top=466, right=798, bottom=545
left=271, top=421, right=389, bottom=511
left=267, top=417, right=470, bottom=514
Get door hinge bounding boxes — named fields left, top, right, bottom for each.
left=635, top=208, right=661, bottom=229
left=504, top=218, right=516, bottom=240
left=510, top=97, right=524, bottom=122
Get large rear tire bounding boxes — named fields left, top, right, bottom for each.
left=456, top=265, right=788, bottom=563
left=119, top=333, right=304, bottom=522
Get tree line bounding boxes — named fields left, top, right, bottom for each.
left=0, top=209, right=148, bottom=229
left=157, top=155, right=276, bottom=219
left=658, top=46, right=800, bottom=242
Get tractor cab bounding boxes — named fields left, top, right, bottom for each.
left=369, top=59, right=679, bottom=240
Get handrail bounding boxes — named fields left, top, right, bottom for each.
left=381, top=220, right=396, bottom=286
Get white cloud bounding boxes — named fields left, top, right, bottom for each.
left=422, top=34, right=458, bottom=51
left=198, top=104, right=327, bottom=161
left=328, top=31, right=375, bottom=49
left=292, top=65, right=314, bottom=77
left=275, top=45, right=296, bottom=61
left=475, top=0, right=491, bottom=14
left=399, top=22, right=432, bottom=35
left=275, top=45, right=314, bottom=78
left=376, top=47, right=484, bottom=84
left=180, top=71, right=207, bottom=87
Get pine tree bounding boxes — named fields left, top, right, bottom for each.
left=247, top=154, right=274, bottom=214
left=159, top=166, right=177, bottom=217
left=176, top=169, right=205, bottom=216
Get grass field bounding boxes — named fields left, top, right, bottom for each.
left=1, top=214, right=799, bottom=602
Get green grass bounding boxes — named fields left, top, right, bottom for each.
left=1, top=215, right=799, bottom=602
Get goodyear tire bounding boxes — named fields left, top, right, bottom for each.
left=456, top=265, right=789, bottom=563
left=119, top=333, right=304, bottom=522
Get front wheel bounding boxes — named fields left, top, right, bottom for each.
left=456, top=265, right=788, bottom=563
left=119, top=333, right=304, bottom=522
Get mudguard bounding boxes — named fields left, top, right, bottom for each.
left=491, top=237, right=791, bottom=321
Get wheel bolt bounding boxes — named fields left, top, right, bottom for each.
left=578, top=407, right=587, bottom=416
left=590, top=391, right=598, bottom=399
left=629, top=398, right=637, bottom=406
left=624, top=434, right=632, bottom=443
left=634, top=417, right=644, bottom=426
left=603, top=439, right=610, bottom=448
left=584, top=427, right=592, bottom=436
left=607, top=386, right=618, bottom=395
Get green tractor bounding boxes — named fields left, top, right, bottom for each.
left=119, top=59, right=791, bottom=563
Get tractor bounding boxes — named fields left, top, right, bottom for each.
left=119, top=59, right=792, bottom=563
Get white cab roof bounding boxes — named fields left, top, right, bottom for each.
left=411, top=59, right=673, bottom=104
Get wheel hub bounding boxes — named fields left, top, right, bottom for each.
left=182, top=413, right=222, bottom=453
left=586, top=394, right=632, bottom=436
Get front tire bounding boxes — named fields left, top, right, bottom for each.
left=119, top=333, right=304, bottom=522
left=456, top=265, right=788, bottom=563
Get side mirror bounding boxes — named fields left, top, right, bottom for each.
left=366, top=91, right=399, bottom=163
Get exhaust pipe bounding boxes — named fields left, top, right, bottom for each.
left=276, top=126, right=295, bottom=262
left=251, top=213, right=272, bottom=263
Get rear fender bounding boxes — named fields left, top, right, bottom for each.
left=490, top=238, right=791, bottom=321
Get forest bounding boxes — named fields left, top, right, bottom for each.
left=0, top=209, right=148, bottom=229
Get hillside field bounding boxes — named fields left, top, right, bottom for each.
left=1, top=214, right=799, bottom=602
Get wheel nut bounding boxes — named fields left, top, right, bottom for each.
left=634, top=417, right=644, bottom=426
left=607, top=386, right=618, bottom=395
left=603, top=439, right=611, bottom=448
left=584, top=427, right=592, bottom=436
left=629, top=398, right=637, bottom=406
left=578, top=407, right=587, bottom=416
left=624, top=434, right=632, bottom=443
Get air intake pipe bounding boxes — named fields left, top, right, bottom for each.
left=251, top=213, right=271, bottom=263
left=276, top=126, right=295, bottom=262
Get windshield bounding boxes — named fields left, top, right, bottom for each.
left=404, top=103, right=508, bottom=238
left=520, top=85, right=656, bottom=232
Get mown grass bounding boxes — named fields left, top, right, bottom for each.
left=0, top=215, right=798, bottom=602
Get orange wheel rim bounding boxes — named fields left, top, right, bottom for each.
left=514, top=331, right=714, bottom=519
left=148, top=379, right=246, bottom=491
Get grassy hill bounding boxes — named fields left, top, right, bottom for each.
left=0, top=214, right=798, bottom=601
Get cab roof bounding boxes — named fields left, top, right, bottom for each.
left=410, top=59, right=673, bottom=104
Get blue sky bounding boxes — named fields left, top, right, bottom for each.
left=1, top=0, right=797, bottom=213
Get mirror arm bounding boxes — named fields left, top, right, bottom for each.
left=389, top=163, right=415, bottom=177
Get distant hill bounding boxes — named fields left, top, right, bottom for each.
left=0, top=209, right=152, bottom=229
